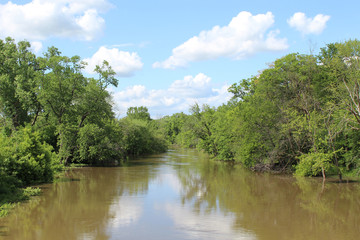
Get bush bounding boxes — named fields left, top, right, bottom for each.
left=0, top=126, right=56, bottom=185
left=0, top=173, right=21, bottom=197
left=295, top=152, right=333, bottom=177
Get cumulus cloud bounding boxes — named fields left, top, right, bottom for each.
left=84, top=46, right=143, bottom=77
left=168, top=73, right=213, bottom=98
left=111, top=73, right=232, bottom=118
left=153, top=11, right=288, bottom=69
left=30, top=41, right=43, bottom=54
left=0, top=0, right=112, bottom=41
left=287, top=12, right=330, bottom=35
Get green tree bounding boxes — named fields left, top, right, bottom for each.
left=126, top=106, right=151, bottom=121
left=228, top=53, right=331, bottom=171
left=0, top=38, right=41, bottom=129
left=163, top=112, right=187, bottom=144
left=77, top=120, right=124, bottom=165
left=120, top=118, right=167, bottom=156
left=37, top=48, right=119, bottom=165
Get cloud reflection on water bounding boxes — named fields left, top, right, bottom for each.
left=160, top=172, right=256, bottom=240
left=107, top=196, right=144, bottom=228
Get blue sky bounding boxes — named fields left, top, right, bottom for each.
left=0, top=0, right=359, bottom=118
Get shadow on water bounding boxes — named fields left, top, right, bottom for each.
left=124, top=161, right=164, bottom=167
left=327, top=179, right=360, bottom=184
left=54, top=178, right=81, bottom=183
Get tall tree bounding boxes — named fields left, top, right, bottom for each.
left=0, top=38, right=41, bottom=129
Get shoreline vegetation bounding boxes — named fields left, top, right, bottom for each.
left=1, top=37, right=360, bottom=216
left=163, top=39, right=360, bottom=181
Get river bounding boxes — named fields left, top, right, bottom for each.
left=0, top=149, right=360, bottom=240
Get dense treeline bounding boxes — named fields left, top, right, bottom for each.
left=161, top=39, right=360, bottom=180
left=0, top=37, right=167, bottom=208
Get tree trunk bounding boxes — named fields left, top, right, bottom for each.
left=321, top=167, right=326, bottom=181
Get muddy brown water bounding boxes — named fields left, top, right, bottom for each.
left=1, top=149, right=360, bottom=240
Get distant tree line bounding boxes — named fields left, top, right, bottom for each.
left=160, top=39, right=360, bottom=180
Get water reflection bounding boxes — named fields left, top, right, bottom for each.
left=0, top=149, right=360, bottom=240
left=159, top=170, right=256, bottom=240
left=108, top=197, right=143, bottom=228
left=172, top=151, right=360, bottom=240
left=0, top=162, right=159, bottom=240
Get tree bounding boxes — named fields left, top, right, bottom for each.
left=163, top=112, right=187, bottom=144
left=126, top=106, right=151, bottom=121
left=36, top=48, right=119, bottom=165
left=77, top=120, right=125, bottom=165
left=186, top=103, right=221, bottom=157
left=0, top=38, right=41, bottom=129
left=317, top=39, right=360, bottom=177
left=94, top=60, right=118, bottom=90
left=120, top=118, right=167, bottom=156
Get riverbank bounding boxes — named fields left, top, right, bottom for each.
left=0, top=164, right=79, bottom=217
left=0, top=187, right=41, bottom=217
left=0, top=162, right=128, bottom=217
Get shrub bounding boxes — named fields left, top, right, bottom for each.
left=295, top=152, right=333, bottom=177
left=0, top=126, right=56, bottom=185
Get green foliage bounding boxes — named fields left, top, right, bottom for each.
left=0, top=37, right=170, bottom=215
left=120, top=118, right=168, bottom=156
left=0, top=37, right=40, bottom=128
left=0, top=37, right=168, bottom=169
left=77, top=121, right=124, bottom=165
left=94, top=60, right=118, bottom=89
left=0, top=173, right=21, bottom=197
left=0, top=168, right=43, bottom=217
left=161, top=39, right=360, bottom=178
left=162, top=113, right=187, bottom=144
left=126, top=106, right=151, bottom=121
left=162, top=104, right=236, bottom=161
left=295, top=152, right=334, bottom=177
left=0, top=183, right=42, bottom=217
left=0, top=126, right=56, bottom=185
left=0, top=203, right=15, bottom=217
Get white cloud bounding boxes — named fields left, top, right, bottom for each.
left=30, top=41, right=43, bottom=54
left=84, top=46, right=143, bottom=77
left=153, top=11, right=288, bottom=69
left=111, top=73, right=232, bottom=118
left=168, top=73, right=213, bottom=98
left=0, top=0, right=112, bottom=41
left=60, top=0, right=112, bottom=13
left=287, top=12, right=330, bottom=35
